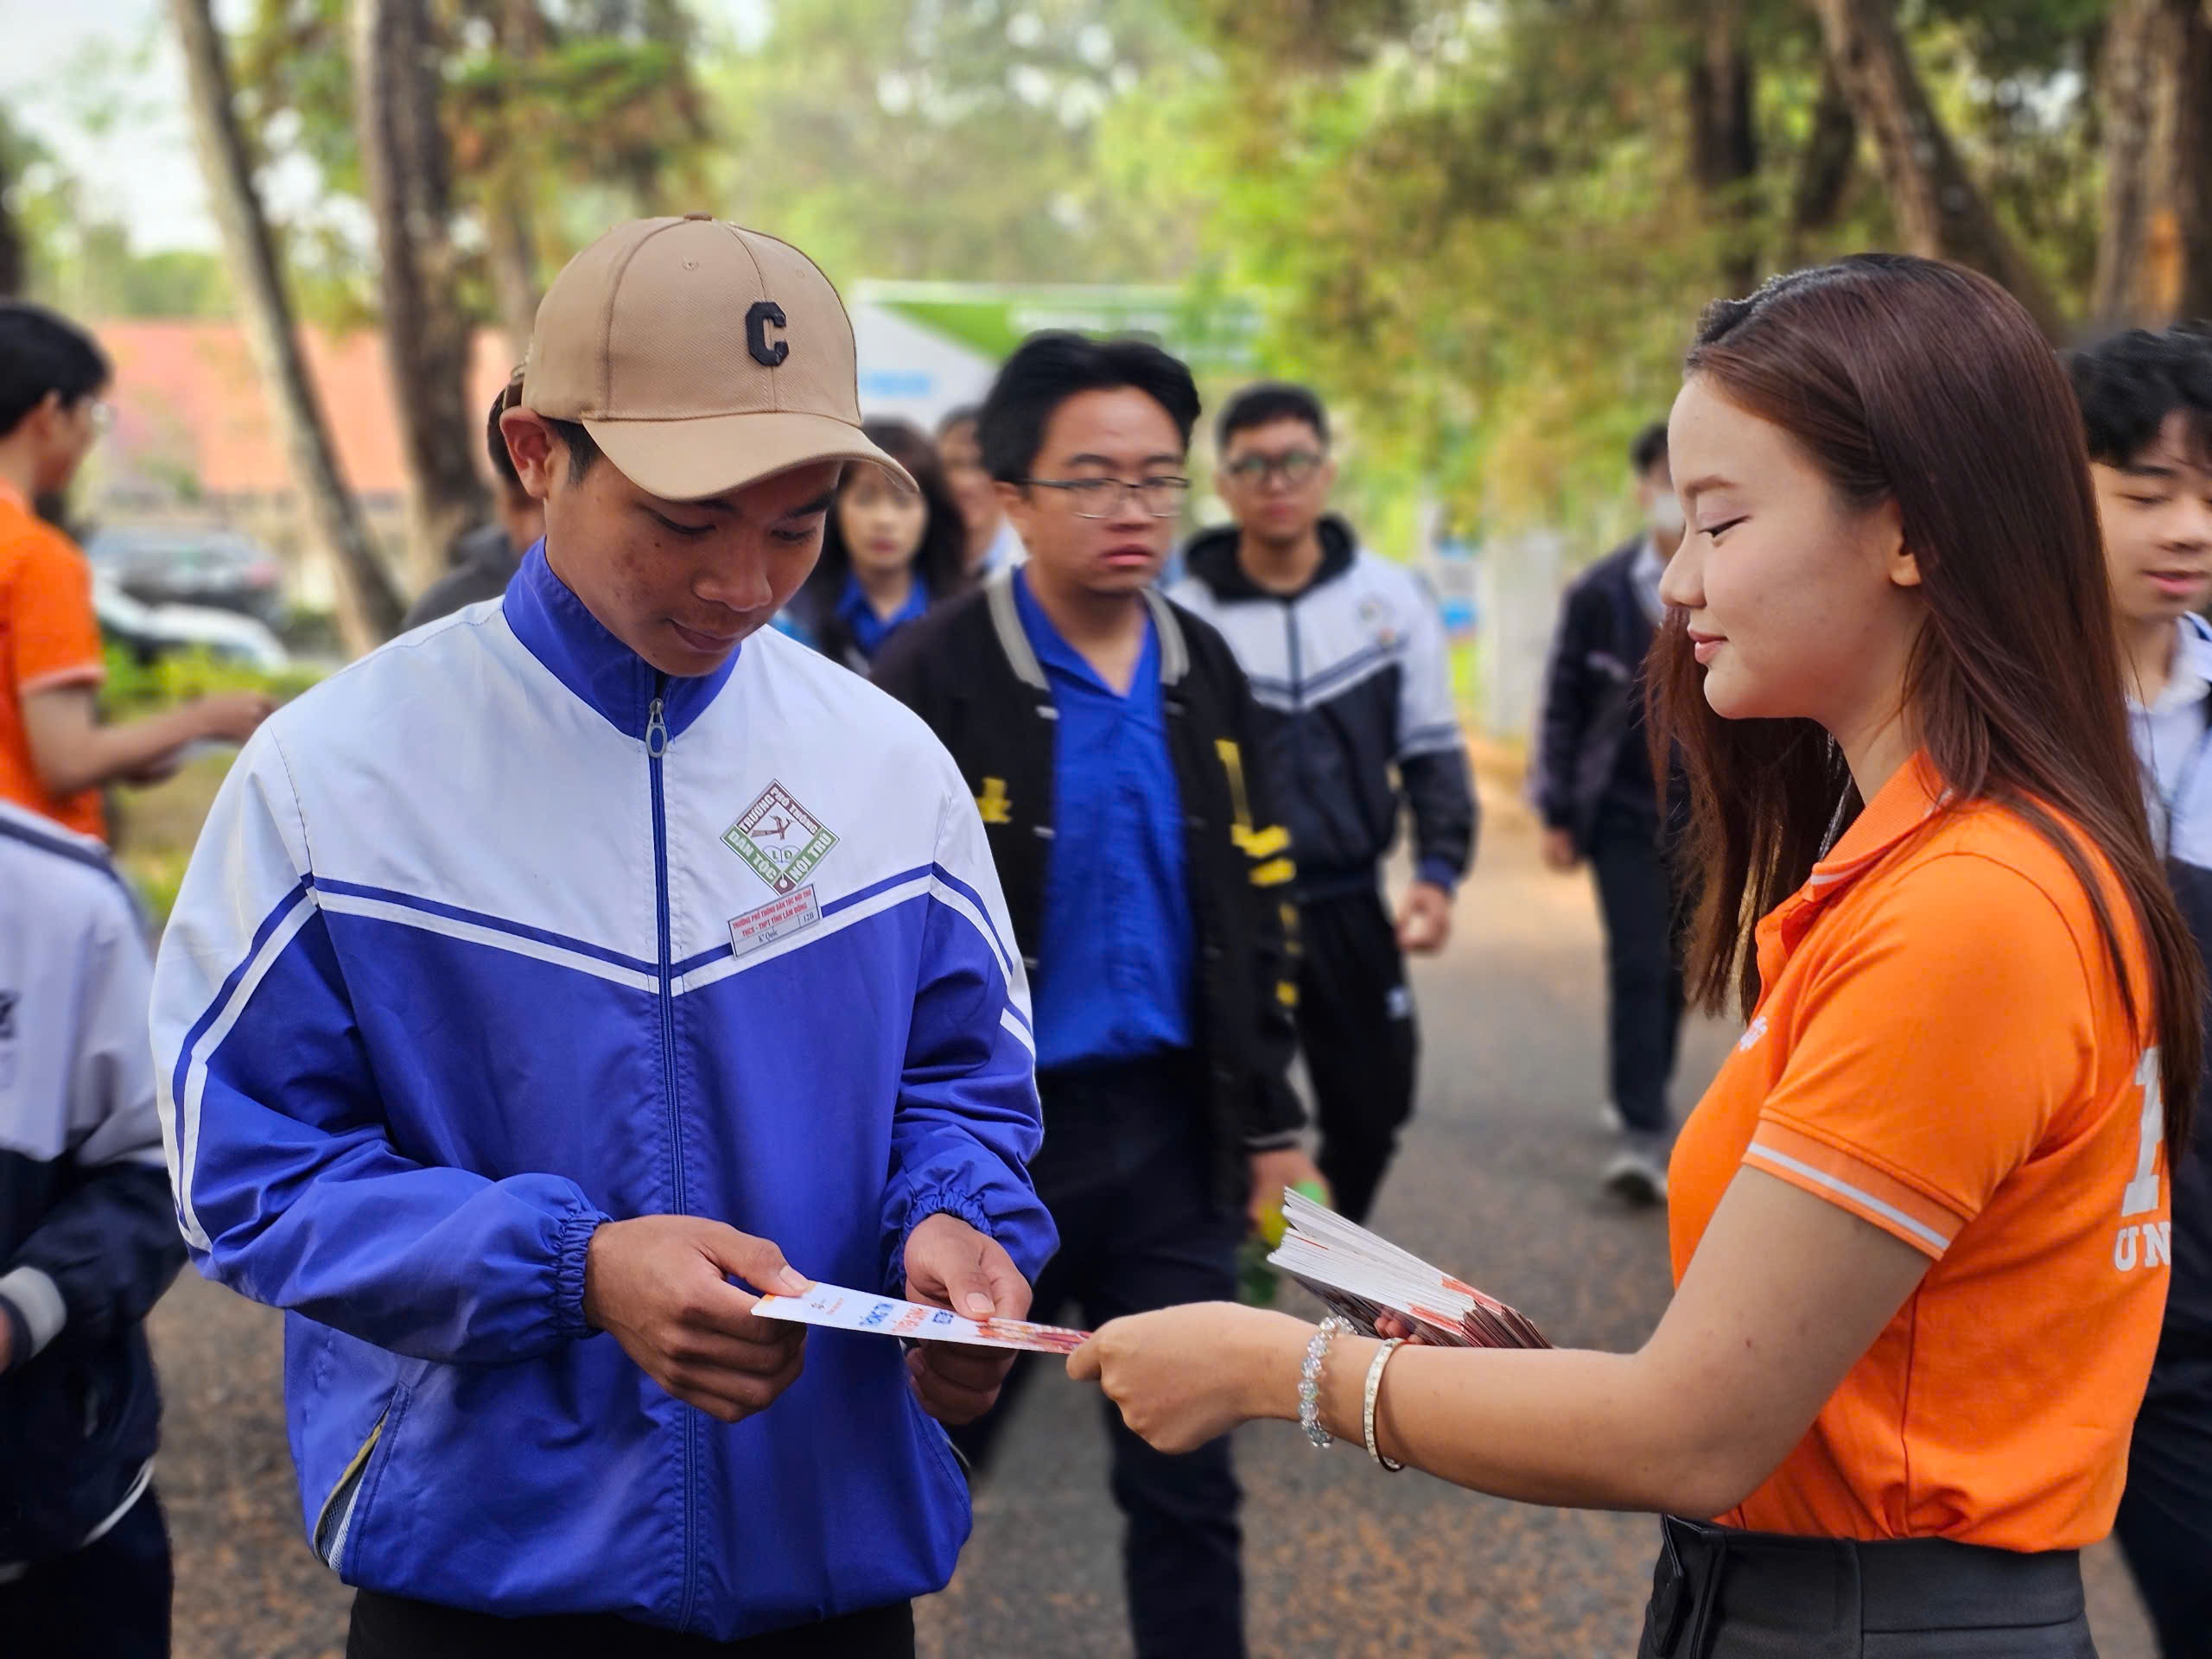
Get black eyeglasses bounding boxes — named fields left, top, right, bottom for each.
left=1018, top=475, right=1191, bottom=519
left=1224, top=450, right=1324, bottom=487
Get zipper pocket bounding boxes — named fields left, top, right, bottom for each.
left=313, top=1403, right=391, bottom=1571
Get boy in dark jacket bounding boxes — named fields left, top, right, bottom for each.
left=1532, top=421, right=1687, bottom=1205
left=2069, top=325, right=2212, bottom=1659
left=875, top=333, right=1317, bottom=1659
left=0, top=801, right=185, bottom=1656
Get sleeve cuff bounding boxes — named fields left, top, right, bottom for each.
left=899, top=1189, right=995, bottom=1256
left=1414, top=856, right=1461, bottom=893
left=554, top=1208, right=612, bottom=1339
left=18, top=663, right=107, bottom=698
left=1243, top=1129, right=1301, bottom=1153
left=1743, top=1122, right=1964, bottom=1260
left=0, top=1266, right=67, bottom=1363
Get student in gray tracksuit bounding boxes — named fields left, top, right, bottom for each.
left=1171, top=382, right=1476, bottom=1224
left=0, top=800, right=185, bottom=1656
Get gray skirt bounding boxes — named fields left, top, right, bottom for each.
left=1636, top=1515, right=2096, bottom=1658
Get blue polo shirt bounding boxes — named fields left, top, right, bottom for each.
left=1013, top=569, right=1196, bottom=1071
left=837, top=572, right=931, bottom=661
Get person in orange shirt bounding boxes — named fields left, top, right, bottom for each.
left=0, top=303, right=272, bottom=842
left=1065, top=255, right=2200, bottom=1656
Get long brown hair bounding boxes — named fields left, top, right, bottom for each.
left=1651, top=253, right=2202, bottom=1149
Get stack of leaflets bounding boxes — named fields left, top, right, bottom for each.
left=1264, top=1189, right=1549, bottom=1350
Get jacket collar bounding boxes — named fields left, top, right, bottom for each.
left=2170, top=613, right=2212, bottom=705
left=984, top=565, right=1187, bottom=694
left=502, top=541, right=739, bottom=742
left=1180, top=515, right=1357, bottom=601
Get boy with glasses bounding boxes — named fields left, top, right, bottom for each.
left=1170, top=382, right=1477, bottom=1224
left=0, top=302, right=271, bottom=842
left=876, top=334, right=1316, bottom=1659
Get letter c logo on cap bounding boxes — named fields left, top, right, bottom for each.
left=747, top=301, right=790, bottom=368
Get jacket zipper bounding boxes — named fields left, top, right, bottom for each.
left=1280, top=597, right=1312, bottom=808
left=645, top=677, right=699, bottom=1631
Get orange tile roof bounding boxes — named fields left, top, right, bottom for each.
left=92, top=320, right=521, bottom=499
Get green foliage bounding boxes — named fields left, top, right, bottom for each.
left=1093, top=0, right=2121, bottom=553
left=100, top=643, right=323, bottom=720
left=230, top=0, right=715, bottom=329
left=1, top=107, right=232, bottom=317
left=706, top=0, right=1201, bottom=287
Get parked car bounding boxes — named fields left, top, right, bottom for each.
left=92, top=573, right=292, bottom=672
left=84, top=524, right=285, bottom=623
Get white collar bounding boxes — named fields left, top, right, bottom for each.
left=2144, top=615, right=2212, bottom=715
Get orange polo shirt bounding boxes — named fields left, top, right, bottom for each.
left=1669, top=753, right=2171, bottom=1552
left=0, top=482, right=106, bottom=840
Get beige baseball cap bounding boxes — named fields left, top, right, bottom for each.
left=521, top=215, right=914, bottom=502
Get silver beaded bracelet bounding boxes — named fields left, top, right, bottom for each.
left=1299, top=1316, right=1353, bottom=1449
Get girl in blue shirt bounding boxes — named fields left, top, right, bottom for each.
left=779, top=418, right=969, bottom=671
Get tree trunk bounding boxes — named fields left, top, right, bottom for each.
left=2090, top=0, right=2172, bottom=326
left=353, top=0, right=487, bottom=591
left=165, top=0, right=406, bottom=654
left=1807, top=0, right=2067, bottom=340
left=1688, top=0, right=1760, bottom=296
left=2171, top=0, right=2212, bottom=321
left=1784, top=60, right=1859, bottom=267
left=486, top=0, right=544, bottom=356
left=487, top=191, right=539, bottom=359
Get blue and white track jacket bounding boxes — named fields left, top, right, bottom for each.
left=149, top=546, right=1053, bottom=1640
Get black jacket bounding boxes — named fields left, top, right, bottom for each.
left=0, top=808, right=186, bottom=1564
left=2158, top=858, right=2212, bottom=1358
left=1171, top=519, right=1477, bottom=900
left=402, top=523, right=523, bottom=631
left=2140, top=620, right=2212, bottom=1356
left=1535, top=538, right=1679, bottom=851
left=874, top=573, right=1305, bottom=1209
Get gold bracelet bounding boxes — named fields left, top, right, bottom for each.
left=1363, top=1337, right=1406, bottom=1471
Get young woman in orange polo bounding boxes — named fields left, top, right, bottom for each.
left=1068, top=253, right=2201, bottom=1656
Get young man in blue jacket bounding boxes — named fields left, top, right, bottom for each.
left=2070, top=326, right=2212, bottom=1659
left=0, top=803, right=184, bottom=1657
left=150, top=218, right=1054, bottom=1656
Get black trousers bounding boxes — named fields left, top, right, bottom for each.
left=1637, top=1516, right=2094, bottom=1657
left=1590, top=808, right=1688, bottom=1135
left=0, top=1484, right=171, bottom=1659
left=950, top=1053, right=1245, bottom=1659
left=347, top=1592, right=915, bottom=1658
left=1297, top=886, right=1418, bottom=1224
left=2115, top=1347, right=2212, bottom=1657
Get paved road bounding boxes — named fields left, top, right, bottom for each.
left=150, top=791, right=2158, bottom=1656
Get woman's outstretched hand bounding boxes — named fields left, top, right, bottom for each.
left=1068, top=1303, right=1313, bottom=1453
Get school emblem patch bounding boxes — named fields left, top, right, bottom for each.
left=724, top=781, right=838, bottom=894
